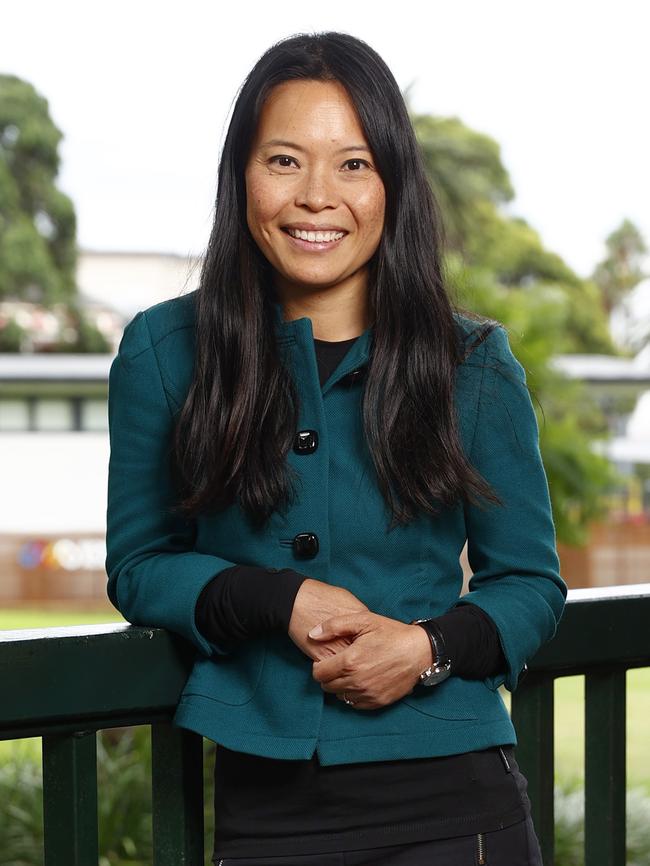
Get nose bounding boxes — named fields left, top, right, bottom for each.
left=295, top=164, right=339, bottom=211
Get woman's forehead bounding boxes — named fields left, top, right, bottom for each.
left=252, top=80, right=368, bottom=149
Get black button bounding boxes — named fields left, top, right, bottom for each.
left=340, top=368, right=364, bottom=386
left=519, top=663, right=529, bottom=683
left=292, top=532, right=319, bottom=559
left=293, top=429, right=318, bottom=454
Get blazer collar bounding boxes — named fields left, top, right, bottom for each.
left=271, top=300, right=373, bottom=376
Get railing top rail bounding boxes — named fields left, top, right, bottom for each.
left=2, top=584, right=649, bottom=646
left=533, top=583, right=650, bottom=674
left=0, top=622, right=191, bottom=738
left=566, top=582, right=650, bottom=602
left=0, top=621, right=132, bottom=644
left=1, top=583, right=649, bottom=738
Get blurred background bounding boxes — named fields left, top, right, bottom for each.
left=1, top=0, right=649, bottom=617
left=1, top=1, right=649, bottom=863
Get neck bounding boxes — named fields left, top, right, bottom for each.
left=274, top=286, right=370, bottom=341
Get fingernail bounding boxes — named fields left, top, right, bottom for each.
left=309, top=624, right=323, bottom=637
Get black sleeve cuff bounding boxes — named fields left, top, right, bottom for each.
left=428, top=603, right=507, bottom=679
left=195, top=565, right=309, bottom=646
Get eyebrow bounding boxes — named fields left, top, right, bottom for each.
left=259, top=138, right=371, bottom=154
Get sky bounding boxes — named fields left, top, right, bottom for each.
left=2, top=0, right=649, bottom=282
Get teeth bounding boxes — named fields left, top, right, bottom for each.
left=287, top=228, right=345, bottom=242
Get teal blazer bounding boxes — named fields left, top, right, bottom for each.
left=105, top=291, right=567, bottom=766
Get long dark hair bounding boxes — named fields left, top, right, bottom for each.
left=170, top=30, right=504, bottom=532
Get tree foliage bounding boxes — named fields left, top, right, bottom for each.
left=0, top=74, right=112, bottom=352
left=0, top=74, right=78, bottom=304
left=409, top=103, right=626, bottom=545
left=591, top=218, right=648, bottom=317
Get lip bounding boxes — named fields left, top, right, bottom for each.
left=282, top=228, right=347, bottom=253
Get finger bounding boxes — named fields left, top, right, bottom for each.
left=308, top=612, right=369, bottom=639
left=319, top=675, right=354, bottom=692
left=312, top=656, right=342, bottom=682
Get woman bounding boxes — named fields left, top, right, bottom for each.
left=105, top=31, right=566, bottom=865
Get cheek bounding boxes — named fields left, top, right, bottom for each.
left=246, top=175, right=283, bottom=226
left=360, top=186, right=386, bottom=240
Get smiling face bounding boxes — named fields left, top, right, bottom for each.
left=245, top=79, right=386, bottom=307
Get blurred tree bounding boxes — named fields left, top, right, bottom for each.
left=0, top=73, right=109, bottom=352
left=410, top=113, right=514, bottom=250
left=409, top=108, right=615, bottom=354
left=47, top=300, right=111, bottom=353
left=0, top=74, right=77, bottom=304
left=406, top=100, right=624, bottom=545
left=591, top=218, right=648, bottom=316
left=0, top=316, right=25, bottom=351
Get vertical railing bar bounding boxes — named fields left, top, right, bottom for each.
left=42, top=730, right=98, bottom=865
left=151, top=720, right=204, bottom=866
left=510, top=672, right=555, bottom=866
left=584, top=668, right=627, bottom=866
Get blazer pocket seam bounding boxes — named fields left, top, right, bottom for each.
left=400, top=697, right=479, bottom=721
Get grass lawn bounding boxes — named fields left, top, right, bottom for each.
left=0, top=606, right=125, bottom=629
left=1, top=606, right=649, bottom=795
left=501, top=669, right=650, bottom=796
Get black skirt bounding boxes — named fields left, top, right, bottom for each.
left=211, top=742, right=531, bottom=859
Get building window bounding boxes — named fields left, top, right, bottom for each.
left=0, top=396, right=108, bottom=431
left=81, top=398, right=108, bottom=431
left=33, top=399, right=75, bottom=431
left=0, top=399, right=30, bottom=431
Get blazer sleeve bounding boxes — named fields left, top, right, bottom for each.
left=105, top=309, right=240, bottom=659
left=456, top=325, right=567, bottom=693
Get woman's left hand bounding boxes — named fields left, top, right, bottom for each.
left=308, top=611, right=432, bottom=710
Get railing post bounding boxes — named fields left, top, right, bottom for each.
left=151, top=720, right=204, bottom=866
left=511, top=672, right=555, bottom=866
left=585, top=669, right=627, bottom=866
left=42, top=729, right=98, bottom=866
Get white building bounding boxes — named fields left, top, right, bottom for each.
left=77, top=248, right=201, bottom=319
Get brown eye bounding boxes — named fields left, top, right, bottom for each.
left=344, top=159, right=370, bottom=171
left=270, top=155, right=297, bottom=168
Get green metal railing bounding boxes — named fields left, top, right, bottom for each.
left=1, top=584, right=649, bottom=865
left=512, top=583, right=650, bottom=866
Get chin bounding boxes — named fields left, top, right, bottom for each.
left=283, top=273, right=346, bottom=289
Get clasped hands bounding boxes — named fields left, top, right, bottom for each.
left=287, top=578, right=433, bottom=711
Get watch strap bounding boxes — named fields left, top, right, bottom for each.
left=422, top=619, right=448, bottom=664
left=411, top=618, right=452, bottom=684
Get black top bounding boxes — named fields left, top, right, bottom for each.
left=194, top=333, right=525, bottom=858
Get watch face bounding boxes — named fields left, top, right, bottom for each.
left=421, top=668, right=451, bottom=686
left=420, top=658, right=452, bottom=686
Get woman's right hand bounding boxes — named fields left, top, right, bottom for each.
left=288, top=578, right=369, bottom=662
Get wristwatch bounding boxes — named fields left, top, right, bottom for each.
left=409, top=618, right=452, bottom=686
